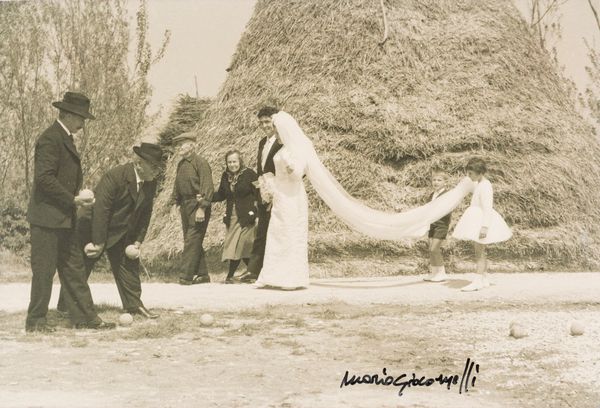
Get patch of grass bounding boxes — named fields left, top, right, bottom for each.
left=71, top=339, right=89, bottom=348
left=0, top=249, right=30, bottom=283
left=290, top=347, right=306, bottom=356
left=286, top=317, right=307, bottom=328
left=237, top=322, right=267, bottom=337
left=122, top=318, right=184, bottom=340
left=314, top=308, right=342, bottom=320
left=276, top=339, right=302, bottom=348
left=357, top=330, right=382, bottom=340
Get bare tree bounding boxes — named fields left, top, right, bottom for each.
left=527, top=0, right=569, bottom=59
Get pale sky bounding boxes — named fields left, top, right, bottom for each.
left=130, top=0, right=599, bottom=118
left=513, top=0, right=600, bottom=93
left=126, top=0, right=256, bottom=116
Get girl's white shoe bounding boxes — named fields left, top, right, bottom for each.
left=461, top=275, right=490, bottom=292
left=424, top=266, right=447, bottom=282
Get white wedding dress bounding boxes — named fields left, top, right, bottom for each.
left=255, top=147, right=309, bottom=289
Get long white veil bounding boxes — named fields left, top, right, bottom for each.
left=272, top=111, right=474, bottom=239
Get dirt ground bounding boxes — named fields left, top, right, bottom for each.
left=0, top=273, right=599, bottom=408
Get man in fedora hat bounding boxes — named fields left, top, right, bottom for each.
left=26, top=91, right=116, bottom=332
left=169, top=132, right=214, bottom=285
left=57, top=142, right=163, bottom=319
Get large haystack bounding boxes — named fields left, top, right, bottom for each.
left=145, top=0, right=600, bottom=272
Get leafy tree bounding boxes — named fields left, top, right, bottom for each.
left=0, top=2, right=52, bottom=194
left=0, top=0, right=169, bottom=255
left=0, top=0, right=170, bottom=196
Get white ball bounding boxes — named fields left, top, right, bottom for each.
left=229, top=321, right=242, bottom=331
left=200, top=313, right=214, bottom=326
left=125, top=245, right=140, bottom=259
left=79, top=189, right=94, bottom=201
left=119, top=313, right=133, bottom=326
left=570, top=321, right=585, bottom=336
left=510, top=324, right=528, bottom=339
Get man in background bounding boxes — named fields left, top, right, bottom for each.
left=170, top=132, right=214, bottom=285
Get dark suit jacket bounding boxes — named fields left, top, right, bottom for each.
left=255, top=136, right=282, bottom=208
left=256, top=136, right=282, bottom=176
left=212, top=168, right=258, bottom=228
left=27, top=121, right=82, bottom=229
left=429, top=190, right=452, bottom=228
left=87, top=163, right=156, bottom=249
left=170, top=153, right=214, bottom=209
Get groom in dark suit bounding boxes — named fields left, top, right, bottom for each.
left=57, top=143, right=163, bottom=319
left=26, top=92, right=115, bottom=332
left=238, top=106, right=282, bottom=283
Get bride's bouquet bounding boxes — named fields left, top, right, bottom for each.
left=253, top=172, right=276, bottom=206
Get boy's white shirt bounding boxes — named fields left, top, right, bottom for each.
left=431, top=187, right=446, bottom=201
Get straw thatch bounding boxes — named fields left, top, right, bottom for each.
left=144, top=0, right=600, bottom=271
left=158, top=94, right=212, bottom=152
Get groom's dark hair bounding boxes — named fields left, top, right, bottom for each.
left=257, top=106, right=279, bottom=118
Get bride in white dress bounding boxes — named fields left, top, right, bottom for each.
left=254, top=141, right=309, bottom=290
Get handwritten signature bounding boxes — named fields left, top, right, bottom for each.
left=339, top=358, right=479, bottom=397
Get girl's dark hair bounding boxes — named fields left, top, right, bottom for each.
left=465, top=157, right=486, bottom=174
left=225, top=149, right=244, bottom=172
left=257, top=106, right=279, bottom=118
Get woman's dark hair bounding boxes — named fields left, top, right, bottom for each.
left=465, top=157, right=487, bottom=174
left=225, top=149, right=244, bottom=172
left=257, top=106, right=279, bottom=118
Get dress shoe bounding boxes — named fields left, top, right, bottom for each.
left=130, top=306, right=159, bottom=319
left=26, top=323, right=56, bottom=333
left=56, top=309, right=70, bottom=319
left=191, top=275, right=210, bottom=284
left=75, top=319, right=116, bottom=330
left=237, top=271, right=258, bottom=283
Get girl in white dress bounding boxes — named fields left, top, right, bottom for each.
left=452, top=158, right=512, bottom=291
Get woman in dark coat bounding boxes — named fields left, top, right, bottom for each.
left=212, top=150, right=258, bottom=283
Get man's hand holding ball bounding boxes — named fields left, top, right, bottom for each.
left=75, top=189, right=95, bottom=208
left=195, top=208, right=205, bottom=223
left=84, top=242, right=104, bottom=258
left=125, top=243, right=141, bottom=259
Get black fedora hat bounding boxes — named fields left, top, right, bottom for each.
left=133, top=143, right=163, bottom=168
left=52, top=92, right=96, bottom=120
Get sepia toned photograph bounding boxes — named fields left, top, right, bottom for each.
left=0, top=0, right=599, bottom=407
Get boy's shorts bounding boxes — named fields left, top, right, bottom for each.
left=428, top=223, right=449, bottom=240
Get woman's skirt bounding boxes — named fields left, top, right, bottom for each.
left=221, top=211, right=256, bottom=261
